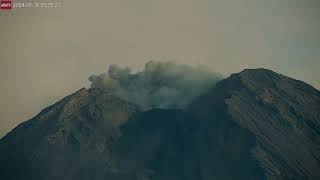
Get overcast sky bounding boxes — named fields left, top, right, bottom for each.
left=0, top=0, right=319, bottom=137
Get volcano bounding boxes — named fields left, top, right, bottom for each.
left=1, top=69, right=320, bottom=180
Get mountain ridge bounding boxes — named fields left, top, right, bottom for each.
left=189, top=68, right=320, bottom=179
left=1, top=68, right=320, bottom=180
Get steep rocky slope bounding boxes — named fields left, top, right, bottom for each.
left=0, top=88, right=140, bottom=180
left=189, top=69, right=320, bottom=179
left=0, top=69, right=319, bottom=180
left=111, top=69, right=320, bottom=180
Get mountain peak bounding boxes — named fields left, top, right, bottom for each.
left=189, top=68, right=320, bottom=179
left=0, top=87, right=142, bottom=180
left=241, top=68, right=276, bottom=73
left=1, top=69, right=320, bottom=180
left=211, top=68, right=319, bottom=100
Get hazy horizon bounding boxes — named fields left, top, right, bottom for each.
left=1, top=0, right=320, bottom=137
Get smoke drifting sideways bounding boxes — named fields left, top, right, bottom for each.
left=89, top=61, right=222, bottom=109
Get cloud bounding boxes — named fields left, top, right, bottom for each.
left=89, top=61, right=222, bottom=109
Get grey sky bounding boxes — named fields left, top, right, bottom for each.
left=0, top=0, right=319, bottom=137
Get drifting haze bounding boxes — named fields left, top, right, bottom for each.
left=89, top=61, right=221, bottom=109
left=1, top=0, right=320, bottom=137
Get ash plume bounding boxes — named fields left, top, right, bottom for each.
left=89, top=61, right=222, bottom=109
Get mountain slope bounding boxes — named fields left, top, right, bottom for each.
left=0, top=88, right=141, bottom=180
left=0, top=69, right=319, bottom=180
left=110, top=69, right=320, bottom=180
left=189, top=68, right=320, bottom=179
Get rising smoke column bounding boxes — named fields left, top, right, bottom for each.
left=89, top=61, right=222, bottom=109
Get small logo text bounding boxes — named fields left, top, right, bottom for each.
left=1, top=0, right=12, bottom=10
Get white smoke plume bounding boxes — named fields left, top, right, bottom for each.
left=89, top=61, right=222, bottom=109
